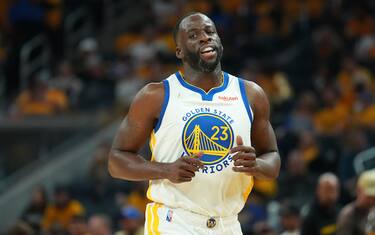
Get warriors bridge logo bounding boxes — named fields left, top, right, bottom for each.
left=182, top=110, right=235, bottom=173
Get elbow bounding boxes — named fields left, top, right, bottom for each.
left=107, top=151, right=119, bottom=179
left=263, top=152, right=281, bottom=179
left=271, top=167, right=280, bottom=179
left=271, top=154, right=281, bottom=179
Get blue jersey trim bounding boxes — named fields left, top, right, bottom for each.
left=154, top=80, right=170, bottom=133
left=239, top=78, right=254, bottom=123
left=175, top=71, right=229, bottom=101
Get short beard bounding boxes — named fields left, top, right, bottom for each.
left=185, top=45, right=223, bottom=73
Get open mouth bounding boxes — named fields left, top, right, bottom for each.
left=200, top=46, right=217, bottom=60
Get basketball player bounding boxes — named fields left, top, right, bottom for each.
left=108, top=12, right=281, bottom=235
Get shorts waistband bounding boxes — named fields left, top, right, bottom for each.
left=154, top=202, right=238, bottom=228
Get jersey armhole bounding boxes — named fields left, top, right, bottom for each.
left=238, top=78, right=254, bottom=123
left=154, top=80, right=170, bottom=133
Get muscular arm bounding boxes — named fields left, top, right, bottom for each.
left=108, top=83, right=203, bottom=182
left=108, top=83, right=166, bottom=181
left=248, top=81, right=280, bottom=179
left=231, top=81, right=280, bottom=180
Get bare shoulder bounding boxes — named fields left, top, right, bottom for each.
left=242, top=80, right=269, bottom=115
left=128, top=81, right=165, bottom=119
left=136, top=82, right=164, bottom=102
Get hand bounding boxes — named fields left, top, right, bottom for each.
left=230, top=136, right=257, bottom=175
left=164, top=153, right=204, bottom=183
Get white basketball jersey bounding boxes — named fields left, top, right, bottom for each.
left=147, top=71, right=254, bottom=217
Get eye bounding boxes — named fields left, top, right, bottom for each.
left=189, top=33, right=197, bottom=39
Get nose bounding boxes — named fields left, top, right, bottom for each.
left=199, top=32, right=212, bottom=44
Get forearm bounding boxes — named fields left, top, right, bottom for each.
left=108, top=149, right=168, bottom=181
left=253, top=151, right=280, bottom=180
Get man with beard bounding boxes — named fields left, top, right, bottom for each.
left=301, top=173, right=340, bottom=235
left=108, top=12, right=280, bottom=235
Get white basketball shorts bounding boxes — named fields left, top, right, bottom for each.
left=144, top=202, right=243, bottom=235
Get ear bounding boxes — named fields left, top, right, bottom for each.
left=175, top=47, right=183, bottom=59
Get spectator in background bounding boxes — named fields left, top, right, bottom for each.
left=67, top=215, right=89, bottom=235
left=296, top=131, right=320, bottom=169
left=239, top=191, right=268, bottom=235
left=128, top=27, right=168, bottom=64
left=74, top=37, right=115, bottom=110
left=21, top=186, right=48, bottom=233
left=114, top=206, right=144, bottom=235
left=352, top=85, right=375, bottom=130
left=87, top=214, right=112, bottom=235
left=49, top=61, right=82, bottom=109
left=42, top=186, right=85, bottom=232
left=301, top=173, right=340, bottom=235
left=279, top=202, right=301, bottom=235
left=115, top=65, right=145, bottom=107
left=254, top=66, right=293, bottom=109
left=283, top=92, right=316, bottom=134
left=337, top=170, right=375, bottom=235
left=75, top=37, right=104, bottom=81
left=338, top=128, right=369, bottom=203
left=314, top=86, right=349, bottom=136
left=277, top=150, right=315, bottom=208
left=253, top=221, right=278, bottom=235
left=336, top=57, right=372, bottom=109
left=10, top=72, right=68, bottom=117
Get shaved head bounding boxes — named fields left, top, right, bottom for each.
left=318, top=172, right=339, bottom=186
left=173, top=12, right=215, bottom=45
left=317, top=173, right=339, bottom=206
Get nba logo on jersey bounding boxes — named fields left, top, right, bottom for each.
left=166, top=209, right=173, bottom=222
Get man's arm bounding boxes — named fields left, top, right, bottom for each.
left=336, top=206, right=355, bottom=235
left=108, top=83, right=203, bottom=183
left=230, top=81, right=280, bottom=179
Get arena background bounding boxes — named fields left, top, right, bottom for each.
left=0, top=0, right=375, bottom=234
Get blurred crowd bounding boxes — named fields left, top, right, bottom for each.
left=1, top=0, right=375, bottom=235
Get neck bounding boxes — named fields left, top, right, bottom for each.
left=182, top=63, right=223, bottom=92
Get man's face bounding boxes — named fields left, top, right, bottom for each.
left=317, top=180, right=339, bottom=206
left=176, top=14, right=223, bottom=73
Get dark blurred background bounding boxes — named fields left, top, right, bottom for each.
left=0, top=0, right=375, bottom=235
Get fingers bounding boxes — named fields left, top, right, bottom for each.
left=230, top=145, right=255, bottom=154
left=176, top=177, right=193, bottom=183
left=180, top=161, right=200, bottom=173
left=236, top=135, right=244, bottom=146
left=179, top=169, right=195, bottom=178
left=233, top=159, right=256, bottom=168
left=182, top=157, right=204, bottom=169
left=232, top=166, right=257, bottom=174
left=232, top=152, right=256, bottom=161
